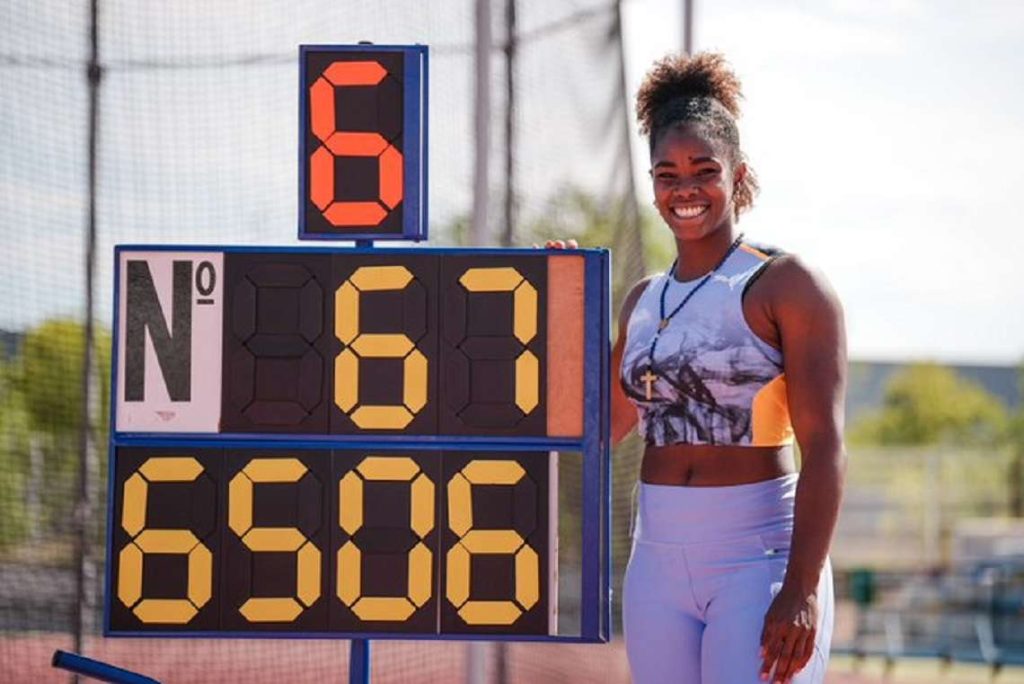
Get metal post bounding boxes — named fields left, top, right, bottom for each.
left=501, top=0, right=517, bottom=247
left=348, top=240, right=375, bottom=684
left=468, top=4, right=496, bottom=678
left=612, top=0, right=645, bottom=311
left=349, top=639, right=371, bottom=684
left=471, top=0, right=492, bottom=247
left=73, top=1, right=102, bottom=680
left=682, top=0, right=695, bottom=55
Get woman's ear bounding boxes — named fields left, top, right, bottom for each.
left=732, top=161, right=747, bottom=190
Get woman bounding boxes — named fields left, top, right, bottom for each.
left=555, top=52, right=846, bottom=683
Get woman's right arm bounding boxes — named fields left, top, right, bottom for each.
left=610, top=277, right=652, bottom=446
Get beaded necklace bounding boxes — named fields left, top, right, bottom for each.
left=640, top=233, right=745, bottom=400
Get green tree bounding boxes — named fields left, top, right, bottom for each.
left=0, top=356, right=31, bottom=550
left=1009, top=360, right=1024, bottom=516
left=16, top=319, right=110, bottom=437
left=850, top=363, right=1009, bottom=446
left=7, top=319, right=111, bottom=546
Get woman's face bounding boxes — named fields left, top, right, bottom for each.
left=649, top=124, right=744, bottom=243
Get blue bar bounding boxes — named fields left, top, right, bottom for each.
left=52, top=651, right=160, bottom=684
left=111, top=435, right=583, bottom=451
left=579, top=251, right=611, bottom=641
left=421, top=45, right=429, bottom=241
left=115, top=244, right=594, bottom=256
left=600, top=251, right=613, bottom=640
left=102, top=629, right=607, bottom=643
left=402, top=46, right=428, bottom=241
left=349, top=639, right=370, bottom=684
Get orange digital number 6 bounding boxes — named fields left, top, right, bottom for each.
left=309, top=61, right=403, bottom=227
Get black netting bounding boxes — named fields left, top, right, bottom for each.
left=1, top=1, right=646, bottom=681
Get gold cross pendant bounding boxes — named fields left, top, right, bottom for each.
left=641, top=368, right=658, bottom=400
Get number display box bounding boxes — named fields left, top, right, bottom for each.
left=105, top=245, right=611, bottom=643
left=299, top=45, right=428, bottom=241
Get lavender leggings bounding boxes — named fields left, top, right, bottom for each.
left=623, top=475, right=833, bottom=684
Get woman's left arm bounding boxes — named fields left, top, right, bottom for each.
left=758, top=255, right=848, bottom=684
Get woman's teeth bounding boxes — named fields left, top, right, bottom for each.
left=672, top=205, right=708, bottom=219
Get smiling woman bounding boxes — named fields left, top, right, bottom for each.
left=611, top=52, right=848, bottom=684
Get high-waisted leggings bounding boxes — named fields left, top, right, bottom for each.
left=623, top=474, right=833, bottom=684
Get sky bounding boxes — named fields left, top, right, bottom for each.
left=621, top=0, right=1024, bottom=365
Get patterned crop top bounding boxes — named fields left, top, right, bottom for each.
left=620, top=241, right=794, bottom=447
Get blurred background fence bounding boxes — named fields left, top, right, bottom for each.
left=2, top=1, right=1024, bottom=682
left=1, top=1, right=648, bottom=681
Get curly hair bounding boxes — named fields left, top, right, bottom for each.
left=636, top=52, right=759, bottom=216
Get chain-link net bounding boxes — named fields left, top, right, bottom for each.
left=0, top=1, right=646, bottom=681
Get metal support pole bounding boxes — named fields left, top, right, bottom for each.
left=73, top=1, right=102, bottom=681
left=471, top=0, right=492, bottom=247
left=348, top=240, right=375, bottom=684
left=682, top=0, right=695, bottom=55
left=468, top=4, right=494, bottom=676
left=349, top=639, right=371, bottom=684
left=501, top=0, right=517, bottom=247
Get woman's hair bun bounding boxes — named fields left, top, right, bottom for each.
left=636, top=52, right=743, bottom=137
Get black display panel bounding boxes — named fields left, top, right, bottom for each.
left=439, top=256, right=547, bottom=436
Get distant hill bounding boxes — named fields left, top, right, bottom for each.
left=847, top=360, right=1021, bottom=423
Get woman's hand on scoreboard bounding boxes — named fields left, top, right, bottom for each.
left=532, top=239, right=579, bottom=249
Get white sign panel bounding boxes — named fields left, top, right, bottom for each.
left=115, top=250, right=223, bottom=432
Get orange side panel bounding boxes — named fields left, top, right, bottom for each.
left=750, top=374, right=795, bottom=446
left=546, top=254, right=585, bottom=438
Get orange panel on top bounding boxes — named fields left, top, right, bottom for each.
left=546, top=254, right=585, bottom=438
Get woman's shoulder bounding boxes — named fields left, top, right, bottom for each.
left=750, top=248, right=843, bottom=315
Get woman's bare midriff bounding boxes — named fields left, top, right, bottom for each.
left=641, top=443, right=796, bottom=486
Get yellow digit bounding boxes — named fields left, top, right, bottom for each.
left=117, top=457, right=213, bottom=624
left=445, top=460, right=540, bottom=625
left=337, top=456, right=435, bottom=621
left=335, top=266, right=428, bottom=429
left=228, top=458, right=321, bottom=622
left=458, top=267, right=539, bottom=413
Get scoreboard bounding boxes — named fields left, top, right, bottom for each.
left=104, top=42, right=611, bottom=645
left=105, top=246, right=611, bottom=641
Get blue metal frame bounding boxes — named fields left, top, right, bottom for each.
left=103, top=249, right=122, bottom=642
left=297, top=44, right=428, bottom=242
left=52, top=650, right=159, bottom=684
left=104, top=244, right=611, bottom=645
